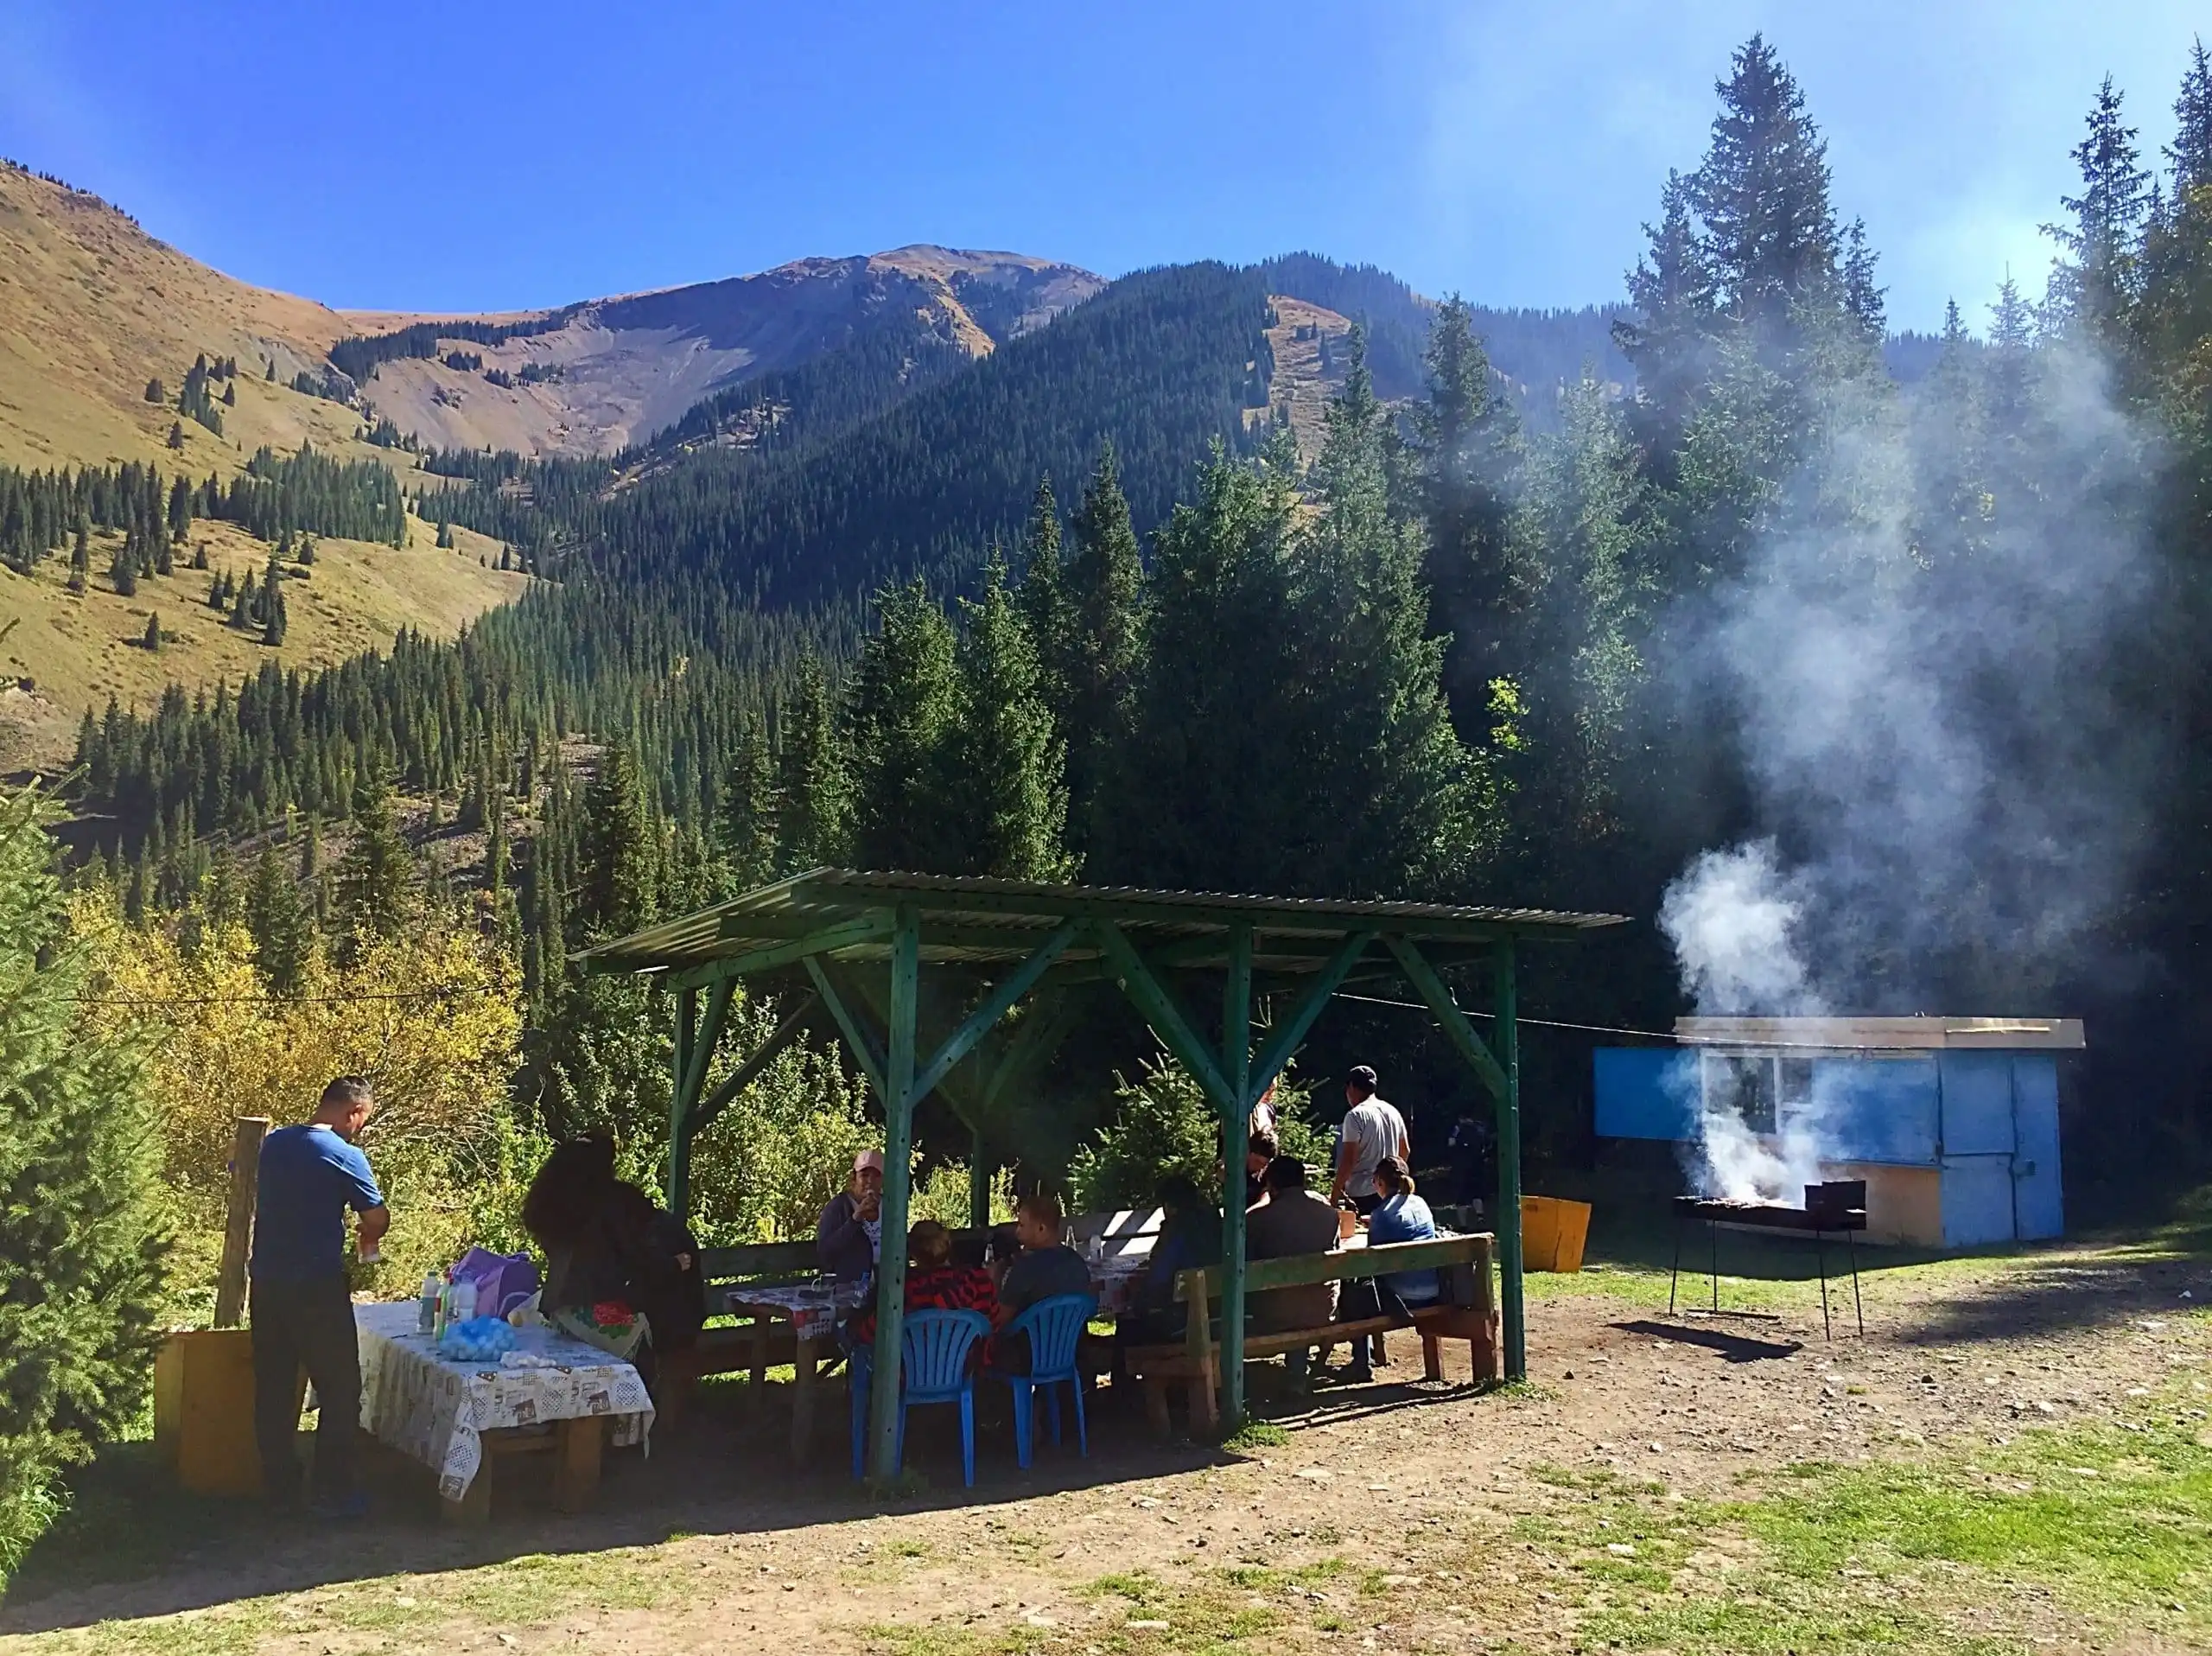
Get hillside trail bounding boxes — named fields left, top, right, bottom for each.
left=3, top=1241, right=2204, bottom=1654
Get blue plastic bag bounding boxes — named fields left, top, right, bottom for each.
left=437, top=1315, right=518, bottom=1363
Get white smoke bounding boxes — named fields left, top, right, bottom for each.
left=1656, top=339, right=2161, bottom=1201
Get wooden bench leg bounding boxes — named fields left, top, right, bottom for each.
left=552, top=1417, right=604, bottom=1513
left=1144, top=1378, right=1172, bottom=1437
left=1422, top=1333, right=1443, bottom=1382
left=749, top=1319, right=768, bottom=1405
left=1190, top=1362, right=1218, bottom=1436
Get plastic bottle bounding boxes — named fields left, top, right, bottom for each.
left=448, top=1277, right=478, bottom=1328
left=417, top=1273, right=442, bottom=1334
left=433, top=1277, right=450, bottom=1340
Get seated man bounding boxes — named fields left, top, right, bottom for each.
left=990, top=1192, right=1093, bottom=1373
left=1243, top=1156, right=1341, bottom=1384
left=845, top=1219, right=995, bottom=1347
left=817, top=1149, right=884, bottom=1280
left=1243, top=1128, right=1280, bottom=1209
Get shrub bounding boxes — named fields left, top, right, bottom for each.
left=1067, top=1053, right=1326, bottom=1213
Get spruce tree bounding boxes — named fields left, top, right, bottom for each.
left=1060, top=449, right=1147, bottom=850
left=245, top=840, right=314, bottom=993
left=2044, top=75, right=2152, bottom=335
left=772, top=655, right=849, bottom=871
left=842, top=583, right=959, bottom=870
left=142, top=613, right=160, bottom=652
left=144, top=378, right=164, bottom=404
left=1691, top=35, right=1840, bottom=334
left=578, top=739, right=658, bottom=936
left=946, top=557, right=1071, bottom=879
left=718, top=711, right=780, bottom=890
left=109, top=543, right=137, bottom=597
left=1407, top=306, right=1527, bottom=722
left=334, top=767, right=411, bottom=961
left=0, top=784, right=168, bottom=1575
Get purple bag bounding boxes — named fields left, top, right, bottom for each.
left=449, top=1247, right=541, bottom=1318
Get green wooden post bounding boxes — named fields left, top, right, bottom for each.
left=969, top=1124, right=991, bottom=1228
left=1219, top=921, right=1253, bottom=1429
left=670, top=985, right=697, bottom=1221
left=867, top=904, right=922, bottom=1482
left=1493, top=936, right=1526, bottom=1381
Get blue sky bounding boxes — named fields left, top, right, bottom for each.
left=0, top=2, right=2202, bottom=332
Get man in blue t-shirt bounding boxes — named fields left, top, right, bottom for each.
left=251, top=1075, right=388, bottom=1514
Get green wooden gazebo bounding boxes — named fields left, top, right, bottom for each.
left=575, top=869, right=1624, bottom=1481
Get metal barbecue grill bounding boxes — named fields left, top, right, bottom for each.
left=1669, top=1180, right=1867, bottom=1338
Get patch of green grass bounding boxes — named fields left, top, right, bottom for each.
left=1515, top=1398, right=2212, bottom=1653
left=1220, top=1418, right=1288, bottom=1453
left=856, top=1621, right=1052, bottom=1656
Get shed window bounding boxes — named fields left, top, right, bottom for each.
left=1704, top=1053, right=1777, bottom=1134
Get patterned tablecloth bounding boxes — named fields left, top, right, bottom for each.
left=354, top=1302, right=655, bottom=1501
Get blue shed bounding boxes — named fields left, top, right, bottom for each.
left=1593, top=1017, right=2082, bottom=1247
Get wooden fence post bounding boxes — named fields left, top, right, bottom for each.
left=213, top=1116, right=270, bottom=1328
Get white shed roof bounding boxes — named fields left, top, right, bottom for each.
left=1674, top=1016, right=2085, bottom=1052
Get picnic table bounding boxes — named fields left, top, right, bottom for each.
left=354, top=1302, right=654, bottom=1523
left=725, top=1252, right=1151, bottom=1466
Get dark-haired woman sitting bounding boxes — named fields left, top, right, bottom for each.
left=521, top=1134, right=704, bottom=1391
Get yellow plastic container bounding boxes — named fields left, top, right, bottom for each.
left=154, top=1328, right=293, bottom=1496
left=1519, top=1195, right=1592, bottom=1273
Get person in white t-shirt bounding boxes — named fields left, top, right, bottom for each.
left=1330, top=1065, right=1409, bottom=1216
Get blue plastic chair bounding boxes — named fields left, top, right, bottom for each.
left=992, top=1292, right=1096, bottom=1469
left=849, top=1309, right=991, bottom=1486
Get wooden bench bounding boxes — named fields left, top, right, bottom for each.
left=1122, top=1233, right=1499, bottom=1436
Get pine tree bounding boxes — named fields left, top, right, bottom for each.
left=109, top=542, right=137, bottom=597
left=772, top=655, right=849, bottom=871
left=944, top=557, right=1071, bottom=879
left=245, top=840, right=314, bottom=993
left=166, top=422, right=184, bottom=451
left=0, top=784, right=168, bottom=1570
left=261, top=554, right=287, bottom=646
left=143, top=378, right=164, bottom=404
left=1691, top=35, right=1840, bottom=333
left=1060, top=449, right=1147, bottom=850
left=579, top=739, right=659, bottom=937
left=67, top=519, right=88, bottom=593
left=2044, top=75, right=2152, bottom=334
left=717, top=711, right=780, bottom=890
left=334, top=767, right=411, bottom=961
left=264, top=356, right=276, bottom=381
left=221, top=381, right=236, bottom=407
left=1407, top=303, right=1528, bottom=723
left=141, top=613, right=160, bottom=653
left=1618, top=168, right=1720, bottom=427
left=843, top=583, right=961, bottom=871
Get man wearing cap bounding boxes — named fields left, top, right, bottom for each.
left=1330, top=1066, right=1409, bottom=1216
left=817, top=1150, right=885, bottom=1279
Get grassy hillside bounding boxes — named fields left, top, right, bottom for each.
left=0, top=165, right=376, bottom=470
left=0, top=513, right=524, bottom=772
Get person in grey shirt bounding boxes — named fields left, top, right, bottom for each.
left=1330, top=1065, right=1409, bottom=1215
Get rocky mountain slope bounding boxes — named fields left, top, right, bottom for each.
left=340, top=246, right=1102, bottom=457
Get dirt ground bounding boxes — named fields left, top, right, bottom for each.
left=4, top=1242, right=2208, bottom=1655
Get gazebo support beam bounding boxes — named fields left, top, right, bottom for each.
left=804, top=958, right=888, bottom=1100
left=670, top=987, right=698, bottom=1220
left=688, top=993, right=817, bottom=1140
left=1219, top=921, right=1253, bottom=1427
left=1384, top=933, right=1525, bottom=1381
left=867, top=905, right=923, bottom=1483
left=1093, top=922, right=1236, bottom=1111
left=1249, top=930, right=1376, bottom=1099
left=908, top=921, right=1079, bottom=1105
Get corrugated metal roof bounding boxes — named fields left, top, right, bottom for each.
left=1675, top=1016, right=2086, bottom=1052
left=574, top=867, right=1628, bottom=978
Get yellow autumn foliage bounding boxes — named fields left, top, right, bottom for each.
left=69, top=891, right=525, bottom=1311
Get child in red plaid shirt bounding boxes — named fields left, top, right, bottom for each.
left=844, top=1219, right=995, bottom=1345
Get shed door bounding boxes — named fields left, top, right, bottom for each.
left=1938, top=1052, right=2018, bottom=1245
left=2010, top=1057, right=2064, bottom=1240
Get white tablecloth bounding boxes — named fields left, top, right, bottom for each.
left=354, top=1301, right=654, bottom=1500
